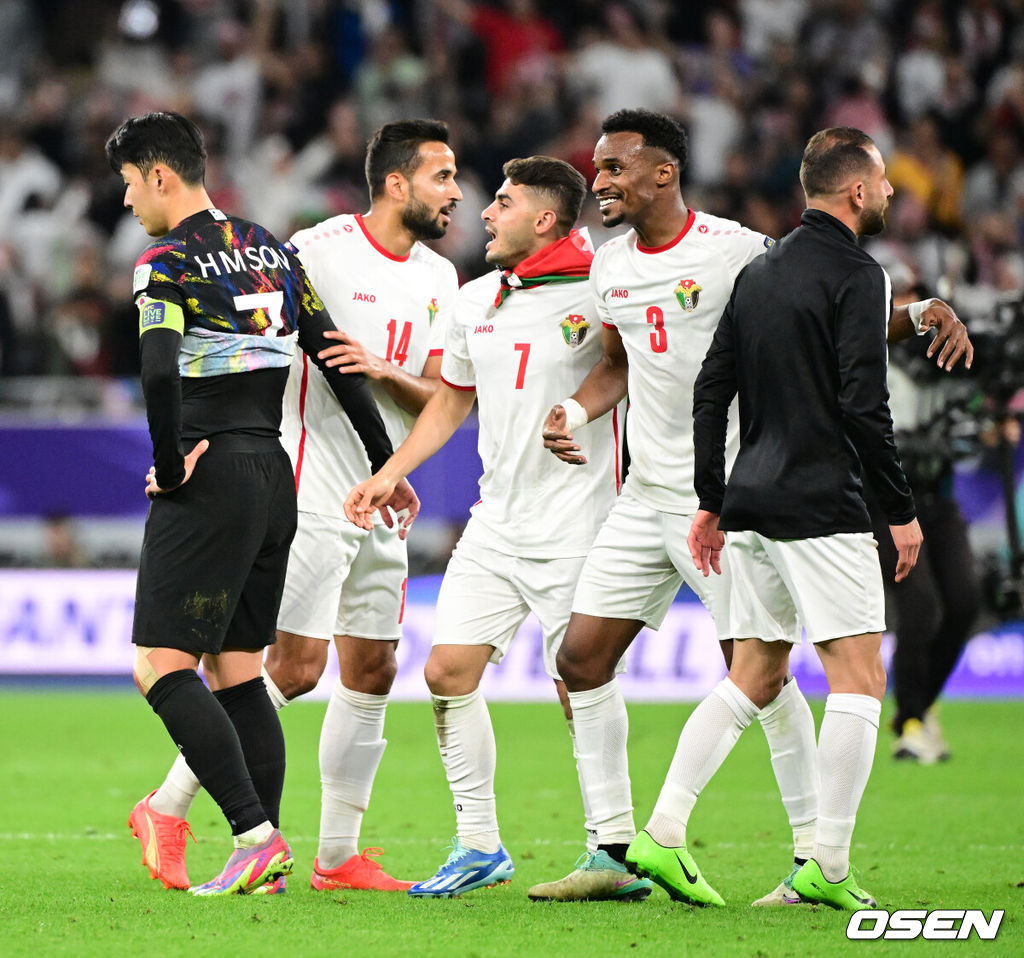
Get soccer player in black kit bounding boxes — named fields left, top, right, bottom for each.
left=106, top=112, right=415, bottom=895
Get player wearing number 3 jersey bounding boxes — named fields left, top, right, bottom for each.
left=344, top=156, right=646, bottom=900
left=533, top=109, right=818, bottom=906
left=107, top=112, right=408, bottom=896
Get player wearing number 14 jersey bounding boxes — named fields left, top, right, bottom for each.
left=344, top=156, right=649, bottom=900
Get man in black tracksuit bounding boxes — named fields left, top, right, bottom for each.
left=645, top=127, right=923, bottom=911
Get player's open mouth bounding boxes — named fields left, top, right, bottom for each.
left=598, top=196, right=620, bottom=212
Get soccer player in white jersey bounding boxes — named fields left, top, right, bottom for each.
left=536, top=109, right=972, bottom=907
left=129, top=120, right=461, bottom=894
left=344, top=156, right=651, bottom=900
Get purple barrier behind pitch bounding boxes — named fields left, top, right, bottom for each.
left=0, top=420, right=484, bottom=521
left=1, top=570, right=1021, bottom=700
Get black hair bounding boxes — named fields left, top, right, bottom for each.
left=365, top=119, right=450, bottom=197
left=800, top=127, right=877, bottom=198
left=502, top=155, right=586, bottom=231
left=601, top=108, right=688, bottom=171
left=104, top=112, right=206, bottom=185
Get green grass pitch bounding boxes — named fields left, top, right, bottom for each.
left=4, top=691, right=1022, bottom=957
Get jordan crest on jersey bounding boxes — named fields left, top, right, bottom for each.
left=428, top=297, right=439, bottom=325
left=561, top=314, right=590, bottom=347
left=675, top=278, right=702, bottom=311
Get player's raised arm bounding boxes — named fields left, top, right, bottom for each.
left=345, top=380, right=476, bottom=529
left=543, top=323, right=628, bottom=464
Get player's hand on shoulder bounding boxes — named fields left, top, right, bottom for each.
left=922, top=299, right=973, bottom=371
left=319, top=329, right=386, bottom=377
left=144, top=439, right=209, bottom=499
left=543, top=404, right=587, bottom=465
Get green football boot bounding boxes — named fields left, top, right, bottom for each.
left=624, top=830, right=725, bottom=906
left=791, top=859, right=876, bottom=910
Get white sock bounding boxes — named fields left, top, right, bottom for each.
left=150, top=754, right=202, bottom=819
left=814, top=693, right=881, bottom=882
left=565, top=680, right=635, bottom=846
left=567, top=718, right=598, bottom=853
left=234, top=820, right=274, bottom=848
left=150, top=667, right=290, bottom=820
left=758, top=677, right=818, bottom=862
left=647, top=678, right=759, bottom=847
left=317, top=680, right=388, bottom=869
left=432, top=688, right=500, bottom=853
left=261, top=665, right=291, bottom=711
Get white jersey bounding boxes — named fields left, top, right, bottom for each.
left=442, top=271, right=621, bottom=558
left=592, top=209, right=770, bottom=515
left=281, top=213, right=458, bottom=518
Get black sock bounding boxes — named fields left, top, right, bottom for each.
left=146, top=670, right=267, bottom=835
left=599, top=843, right=630, bottom=864
left=214, top=677, right=285, bottom=829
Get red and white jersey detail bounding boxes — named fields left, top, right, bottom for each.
left=442, top=271, right=620, bottom=558
left=592, top=210, right=769, bottom=514
left=281, top=213, right=458, bottom=518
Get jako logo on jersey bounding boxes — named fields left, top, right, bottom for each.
left=675, top=279, right=702, bottom=311
left=847, top=910, right=1004, bottom=941
left=428, top=298, right=438, bottom=325
left=352, top=292, right=376, bottom=302
left=610, top=288, right=629, bottom=299
left=561, top=314, right=590, bottom=347
left=473, top=324, right=494, bottom=334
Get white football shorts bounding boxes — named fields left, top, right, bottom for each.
left=726, top=530, right=885, bottom=643
left=432, top=537, right=588, bottom=679
left=276, top=511, right=407, bottom=642
left=571, top=488, right=731, bottom=639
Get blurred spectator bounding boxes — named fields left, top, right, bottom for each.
left=887, top=113, right=964, bottom=233
left=42, top=512, right=88, bottom=568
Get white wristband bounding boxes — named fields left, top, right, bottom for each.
left=907, top=299, right=934, bottom=335
left=560, top=397, right=589, bottom=432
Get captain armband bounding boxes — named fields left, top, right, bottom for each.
left=906, top=298, right=937, bottom=336
left=560, top=397, right=589, bottom=432
left=136, top=295, right=185, bottom=338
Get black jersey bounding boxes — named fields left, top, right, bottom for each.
left=132, top=208, right=393, bottom=488
left=693, top=208, right=916, bottom=538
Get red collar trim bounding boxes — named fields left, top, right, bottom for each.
left=356, top=213, right=410, bottom=263
left=636, top=209, right=696, bottom=254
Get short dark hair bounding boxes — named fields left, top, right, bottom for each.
left=365, top=119, right=450, bottom=197
left=800, top=127, right=877, bottom=197
left=601, top=108, right=688, bottom=171
left=104, top=112, right=206, bottom=185
left=502, top=156, right=586, bottom=231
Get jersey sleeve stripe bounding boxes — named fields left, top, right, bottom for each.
left=602, top=321, right=617, bottom=329
left=428, top=348, right=444, bottom=357
left=441, top=374, right=476, bottom=392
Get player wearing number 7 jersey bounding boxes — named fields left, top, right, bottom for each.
left=108, top=111, right=412, bottom=895
left=344, top=156, right=649, bottom=900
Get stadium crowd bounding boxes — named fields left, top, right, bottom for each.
left=1, top=0, right=1023, bottom=383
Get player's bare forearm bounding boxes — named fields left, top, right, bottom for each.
left=378, top=354, right=442, bottom=415
left=572, top=325, right=629, bottom=420
left=383, top=382, right=475, bottom=481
